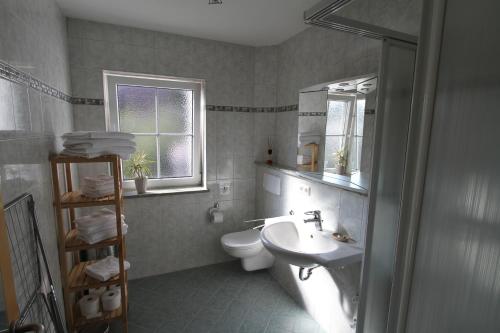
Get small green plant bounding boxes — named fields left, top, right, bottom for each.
left=125, top=151, right=154, bottom=179
left=334, top=148, right=348, bottom=168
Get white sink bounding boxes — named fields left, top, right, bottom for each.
left=260, top=221, right=363, bottom=268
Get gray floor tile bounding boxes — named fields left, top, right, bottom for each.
left=125, top=261, right=324, bottom=333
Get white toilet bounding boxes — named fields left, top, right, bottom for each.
left=221, top=229, right=274, bottom=271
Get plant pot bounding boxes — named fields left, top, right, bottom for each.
left=336, top=165, right=346, bottom=175
left=134, top=177, right=148, bottom=194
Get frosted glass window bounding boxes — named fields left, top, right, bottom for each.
left=324, top=136, right=343, bottom=169
left=106, top=71, right=205, bottom=189
left=326, top=100, right=349, bottom=135
left=117, top=85, right=156, bottom=133
left=116, top=86, right=195, bottom=180
left=158, top=88, right=193, bottom=134
left=159, top=136, right=192, bottom=178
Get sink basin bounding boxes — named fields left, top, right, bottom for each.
left=260, top=221, right=363, bottom=268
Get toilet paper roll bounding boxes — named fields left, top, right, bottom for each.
left=78, top=295, right=101, bottom=319
left=101, top=290, right=121, bottom=312
left=89, top=286, right=107, bottom=297
left=108, top=284, right=121, bottom=293
left=210, top=210, right=223, bottom=223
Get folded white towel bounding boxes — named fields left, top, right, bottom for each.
left=62, top=131, right=135, bottom=140
left=64, top=146, right=136, bottom=155
left=85, top=256, right=130, bottom=282
left=83, top=175, right=114, bottom=186
left=75, top=208, right=115, bottom=219
left=78, top=223, right=128, bottom=245
left=81, top=187, right=115, bottom=198
left=74, top=209, right=124, bottom=230
left=78, top=221, right=126, bottom=235
left=62, top=145, right=135, bottom=160
left=64, top=138, right=136, bottom=149
left=77, top=218, right=125, bottom=234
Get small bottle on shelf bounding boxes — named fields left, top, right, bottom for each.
left=266, top=136, right=273, bottom=165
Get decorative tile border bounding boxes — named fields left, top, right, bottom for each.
left=298, top=111, right=327, bottom=116
left=205, top=104, right=298, bottom=113
left=275, top=104, right=299, bottom=112
left=0, top=60, right=72, bottom=103
left=71, top=97, right=104, bottom=105
left=298, top=109, right=376, bottom=117
left=0, top=60, right=310, bottom=114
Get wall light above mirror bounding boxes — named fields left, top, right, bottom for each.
left=297, top=74, right=377, bottom=192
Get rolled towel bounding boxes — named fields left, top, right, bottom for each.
left=62, top=131, right=135, bottom=140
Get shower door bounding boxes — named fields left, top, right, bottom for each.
left=356, top=39, right=417, bottom=333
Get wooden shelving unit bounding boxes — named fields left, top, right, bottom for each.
left=50, top=154, right=128, bottom=333
left=297, top=143, right=319, bottom=172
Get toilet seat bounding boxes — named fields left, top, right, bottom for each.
left=221, top=229, right=262, bottom=251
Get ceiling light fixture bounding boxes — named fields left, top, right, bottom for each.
left=209, top=0, right=223, bottom=4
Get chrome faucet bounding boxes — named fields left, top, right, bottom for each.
left=304, top=210, right=323, bottom=231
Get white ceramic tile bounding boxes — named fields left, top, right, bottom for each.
left=233, top=155, right=256, bottom=179
left=0, top=79, right=15, bottom=137
left=11, top=81, right=31, bottom=134
left=216, top=154, right=233, bottom=180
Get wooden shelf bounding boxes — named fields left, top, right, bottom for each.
left=50, top=154, right=128, bottom=332
left=74, top=305, right=123, bottom=329
left=58, top=191, right=117, bottom=209
left=68, top=261, right=122, bottom=292
left=65, top=229, right=119, bottom=252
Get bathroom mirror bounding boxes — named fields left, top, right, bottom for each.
left=296, top=74, right=377, bottom=192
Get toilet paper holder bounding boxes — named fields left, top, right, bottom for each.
left=208, top=202, right=223, bottom=223
left=208, top=202, right=220, bottom=215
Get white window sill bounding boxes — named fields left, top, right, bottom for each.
left=123, top=186, right=208, bottom=199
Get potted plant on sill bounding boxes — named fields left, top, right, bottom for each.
left=334, top=148, right=348, bottom=175
left=126, top=151, right=153, bottom=194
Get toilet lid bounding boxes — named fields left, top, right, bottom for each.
left=221, top=229, right=261, bottom=249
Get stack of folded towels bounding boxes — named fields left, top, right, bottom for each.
left=61, top=131, right=136, bottom=159
left=85, top=256, right=131, bottom=282
left=74, top=208, right=128, bottom=245
left=82, top=175, right=115, bottom=198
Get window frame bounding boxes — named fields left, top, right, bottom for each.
left=103, top=70, right=206, bottom=192
left=325, top=93, right=364, bottom=173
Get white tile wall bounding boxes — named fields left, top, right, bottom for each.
left=0, top=0, right=72, bottom=323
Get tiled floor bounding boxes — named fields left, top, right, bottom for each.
left=118, top=261, right=325, bottom=333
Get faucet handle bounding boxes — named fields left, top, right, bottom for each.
left=305, top=210, right=321, bottom=217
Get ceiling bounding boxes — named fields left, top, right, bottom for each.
left=56, top=0, right=321, bottom=46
